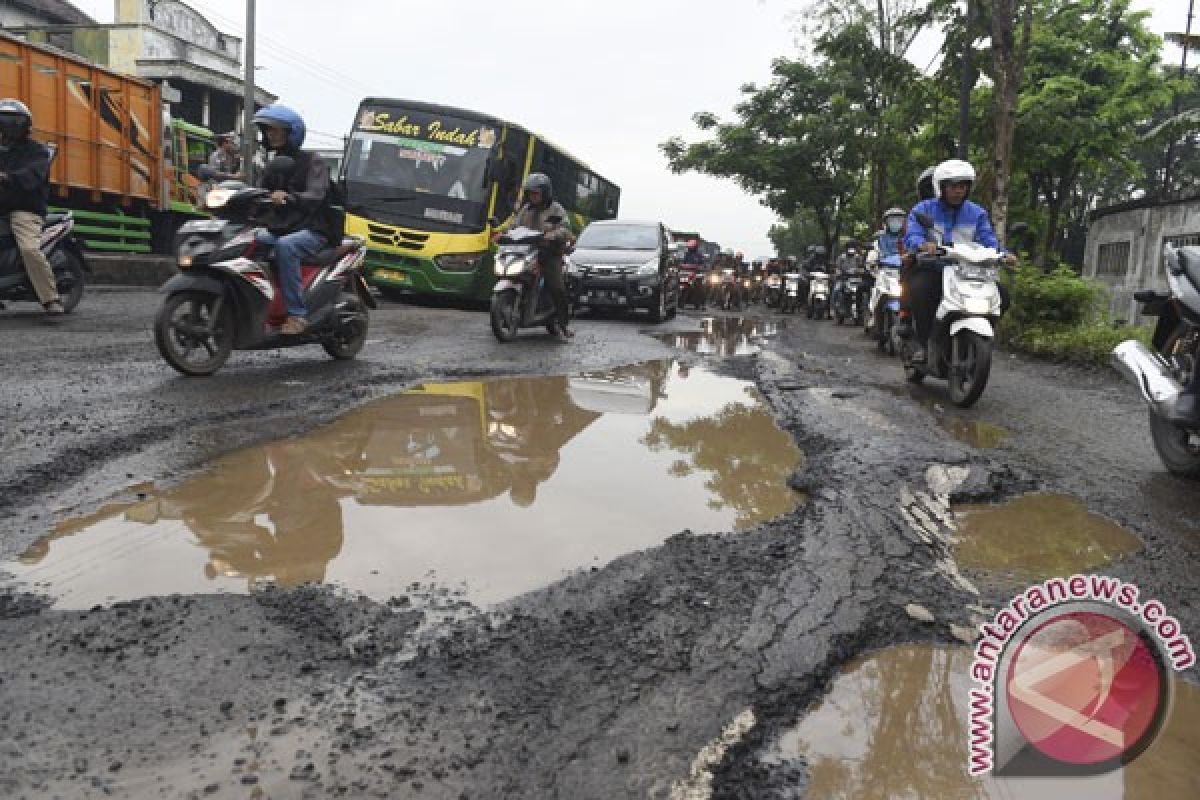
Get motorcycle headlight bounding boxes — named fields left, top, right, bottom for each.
left=436, top=251, right=487, bottom=273
left=494, top=256, right=526, bottom=277
left=957, top=264, right=997, bottom=282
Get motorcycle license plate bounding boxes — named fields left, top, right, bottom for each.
left=377, top=269, right=409, bottom=284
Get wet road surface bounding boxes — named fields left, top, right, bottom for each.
left=1, top=289, right=1197, bottom=798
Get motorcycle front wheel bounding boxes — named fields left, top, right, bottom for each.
left=948, top=331, right=992, bottom=408
left=1148, top=325, right=1200, bottom=477
left=323, top=292, right=369, bottom=360
left=490, top=290, right=521, bottom=342
left=154, top=290, right=234, bottom=376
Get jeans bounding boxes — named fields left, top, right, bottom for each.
left=256, top=229, right=326, bottom=317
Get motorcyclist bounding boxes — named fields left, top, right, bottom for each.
left=206, top=133, right=242, bottom=181
left=0, top=99, right=63, bottom=314
left=877, top=208, right=905, bottom=261
left=902, top=159, right=1017, bottom=363
left=251, top=105, right=339, bottom=336
left=682, top=238, right=704, bottom=266
left=831, top=240, right=864, bottom=316
left=495, top=172, right=576, bottom=340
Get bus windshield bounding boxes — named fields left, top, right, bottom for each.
left=343, top=106, right=500, bottom=231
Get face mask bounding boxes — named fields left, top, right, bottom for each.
left=886, top=219, right=903, bottom=234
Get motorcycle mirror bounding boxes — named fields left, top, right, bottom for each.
left=196, top=165, right=217, bottom=180
left=915, top=212, right=935, bottom=230
left=488, top=216, right=500, bottom=228
left=546, top=215, right=564, bottom=225
left=1008, top=222, right=1030, bottom=235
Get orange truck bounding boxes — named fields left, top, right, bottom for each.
left=0, top=32, right=214, bottom=253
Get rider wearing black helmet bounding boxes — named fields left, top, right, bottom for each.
left=0, top=98, right=62, bottom=314
left=495, top=172, right=576, bottom=340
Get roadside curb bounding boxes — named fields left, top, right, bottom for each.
left=85, top=254, right=177, bottom=287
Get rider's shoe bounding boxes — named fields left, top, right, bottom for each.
left=281, top=315, right=308, bottom=335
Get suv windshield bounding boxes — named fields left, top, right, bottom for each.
left=343, top=106, right=500, bottom=230
left=577, top=224, right=658, bottom=250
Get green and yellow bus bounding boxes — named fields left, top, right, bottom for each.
left=341, top=97, right=620, bottom=301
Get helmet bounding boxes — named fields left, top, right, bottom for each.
left=0, top=98, right=32, bottom=142
left=883, top=206, right=906, bottom=234
left=933, top=159, right=975, bottom=202
left=916, top=166, right=936, bottom=201
left=252, top=105, right=306, bottom=150
left=522, top=172, right=554, bottom=205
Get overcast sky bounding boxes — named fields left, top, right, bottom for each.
left=72, top=0, right=1183, bottom=258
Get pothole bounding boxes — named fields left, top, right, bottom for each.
left=762, top=644, right=1200, bottom=799
left=7, top=360, right=805, bottom=610
left=655, top=316, right=784, bottom=356
left=954, top=494, right=1142, bottom=579
left=885, top=385, right=1010, bottom=448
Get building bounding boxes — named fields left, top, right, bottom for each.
left=1083, top=196, right=1200, bottom=323
left=7, top=0, right=274, bottom=134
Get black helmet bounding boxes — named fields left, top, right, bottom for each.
left=522, top=172, right=554, bottom=206
left=0, top=98, right=32, bottom=143
left=916, top=166, right=936, bottom=201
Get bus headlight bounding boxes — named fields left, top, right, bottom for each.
left=436, top=251, right=487, bottom=273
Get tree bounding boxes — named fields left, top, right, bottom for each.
left=990, top=0, right=1035, bottom=242
left=1018, top=0, right=1173, bottom=263
left=661, top=55, right=872, bottom=254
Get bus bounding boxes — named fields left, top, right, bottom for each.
left=340, top=97, right=620, bottom=301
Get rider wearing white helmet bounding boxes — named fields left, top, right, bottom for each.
left=900, top=158, right=1016, bottom=362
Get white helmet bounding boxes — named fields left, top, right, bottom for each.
left=933, top=159, right=976, bottom=200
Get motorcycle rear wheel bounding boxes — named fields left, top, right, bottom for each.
left=155, top=290, right=234, bottom=376
left=490, top=290, right=521, bottom=342
left=323, top=292, right=369, bottom=360
left=948, top=331, right=992, bottom=408
left=1148, top=325, right=1200, bottom=477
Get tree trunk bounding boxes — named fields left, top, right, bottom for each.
left=991, top=0, right=1033, bottom=246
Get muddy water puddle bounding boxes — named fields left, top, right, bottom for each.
left=7, top=361, right=804, bottom=609
left=954, top=493, right=1142, bottom=579
left=768, top=644, right=1200, bottom=799
left=655, top=316, right=784, bottom=356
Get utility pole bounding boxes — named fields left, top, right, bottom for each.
left=240, top=0, right=257, bottom=181
left=957, top=0, right=975, bottom=159
left=1162, top=0, right=1196, bottom=197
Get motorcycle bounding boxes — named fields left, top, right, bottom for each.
left=719, top=268, right=742, bottom=311
left=679, top=265, right=707, bottom=310
left=765, top=273, right=782, bottom=308
left=1112, top=243, right=1200, bottom=477
left=490, top=224, right=574, bottom=341
left=779, top=271, right=802, bottom=314
left=807, top=271, right=830, bottom=319
left=899, top=212, right=1004, bottom=408
left=866, top=254, right=903, bottom=354
left=747, top=274, right=764, bottom=305
left=155, top=160, right=373, bottom=376
left=833, top=269, right=866, bottom=326
left=0, top=210, right=90, bottom=313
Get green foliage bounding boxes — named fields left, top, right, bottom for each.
left=998, top=263, right=1151, bottom=366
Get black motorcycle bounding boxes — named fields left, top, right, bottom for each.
left=833, top=269, right=867, bottom=326
left=155, top=160, right=373, bottom=376
left=0, top=211, right=89, bottom=312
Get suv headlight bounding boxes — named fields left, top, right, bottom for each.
left=436, top=251, right=487, bottom=273
left=636, top=259, right=659, bottom=277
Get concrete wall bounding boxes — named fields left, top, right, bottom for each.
left=115, top=0, right=241, bottom=62
left=1084, top=200, right=1200, bottom=323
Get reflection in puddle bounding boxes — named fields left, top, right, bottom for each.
left=954, top=494, right=1142, bottom=579
left=8, top=361, right=804, bottom=609
left=655, top=317, right=783, bottom=356
left=770, top=645, right=1200, bottom=799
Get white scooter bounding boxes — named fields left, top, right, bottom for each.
left=866, top=253, right=903, bottom=355
left=900, top=213, right=1005, bottom=408
left=807, top=270, right=830, bottom=319
left=780, top=270, right=803, bottom=314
